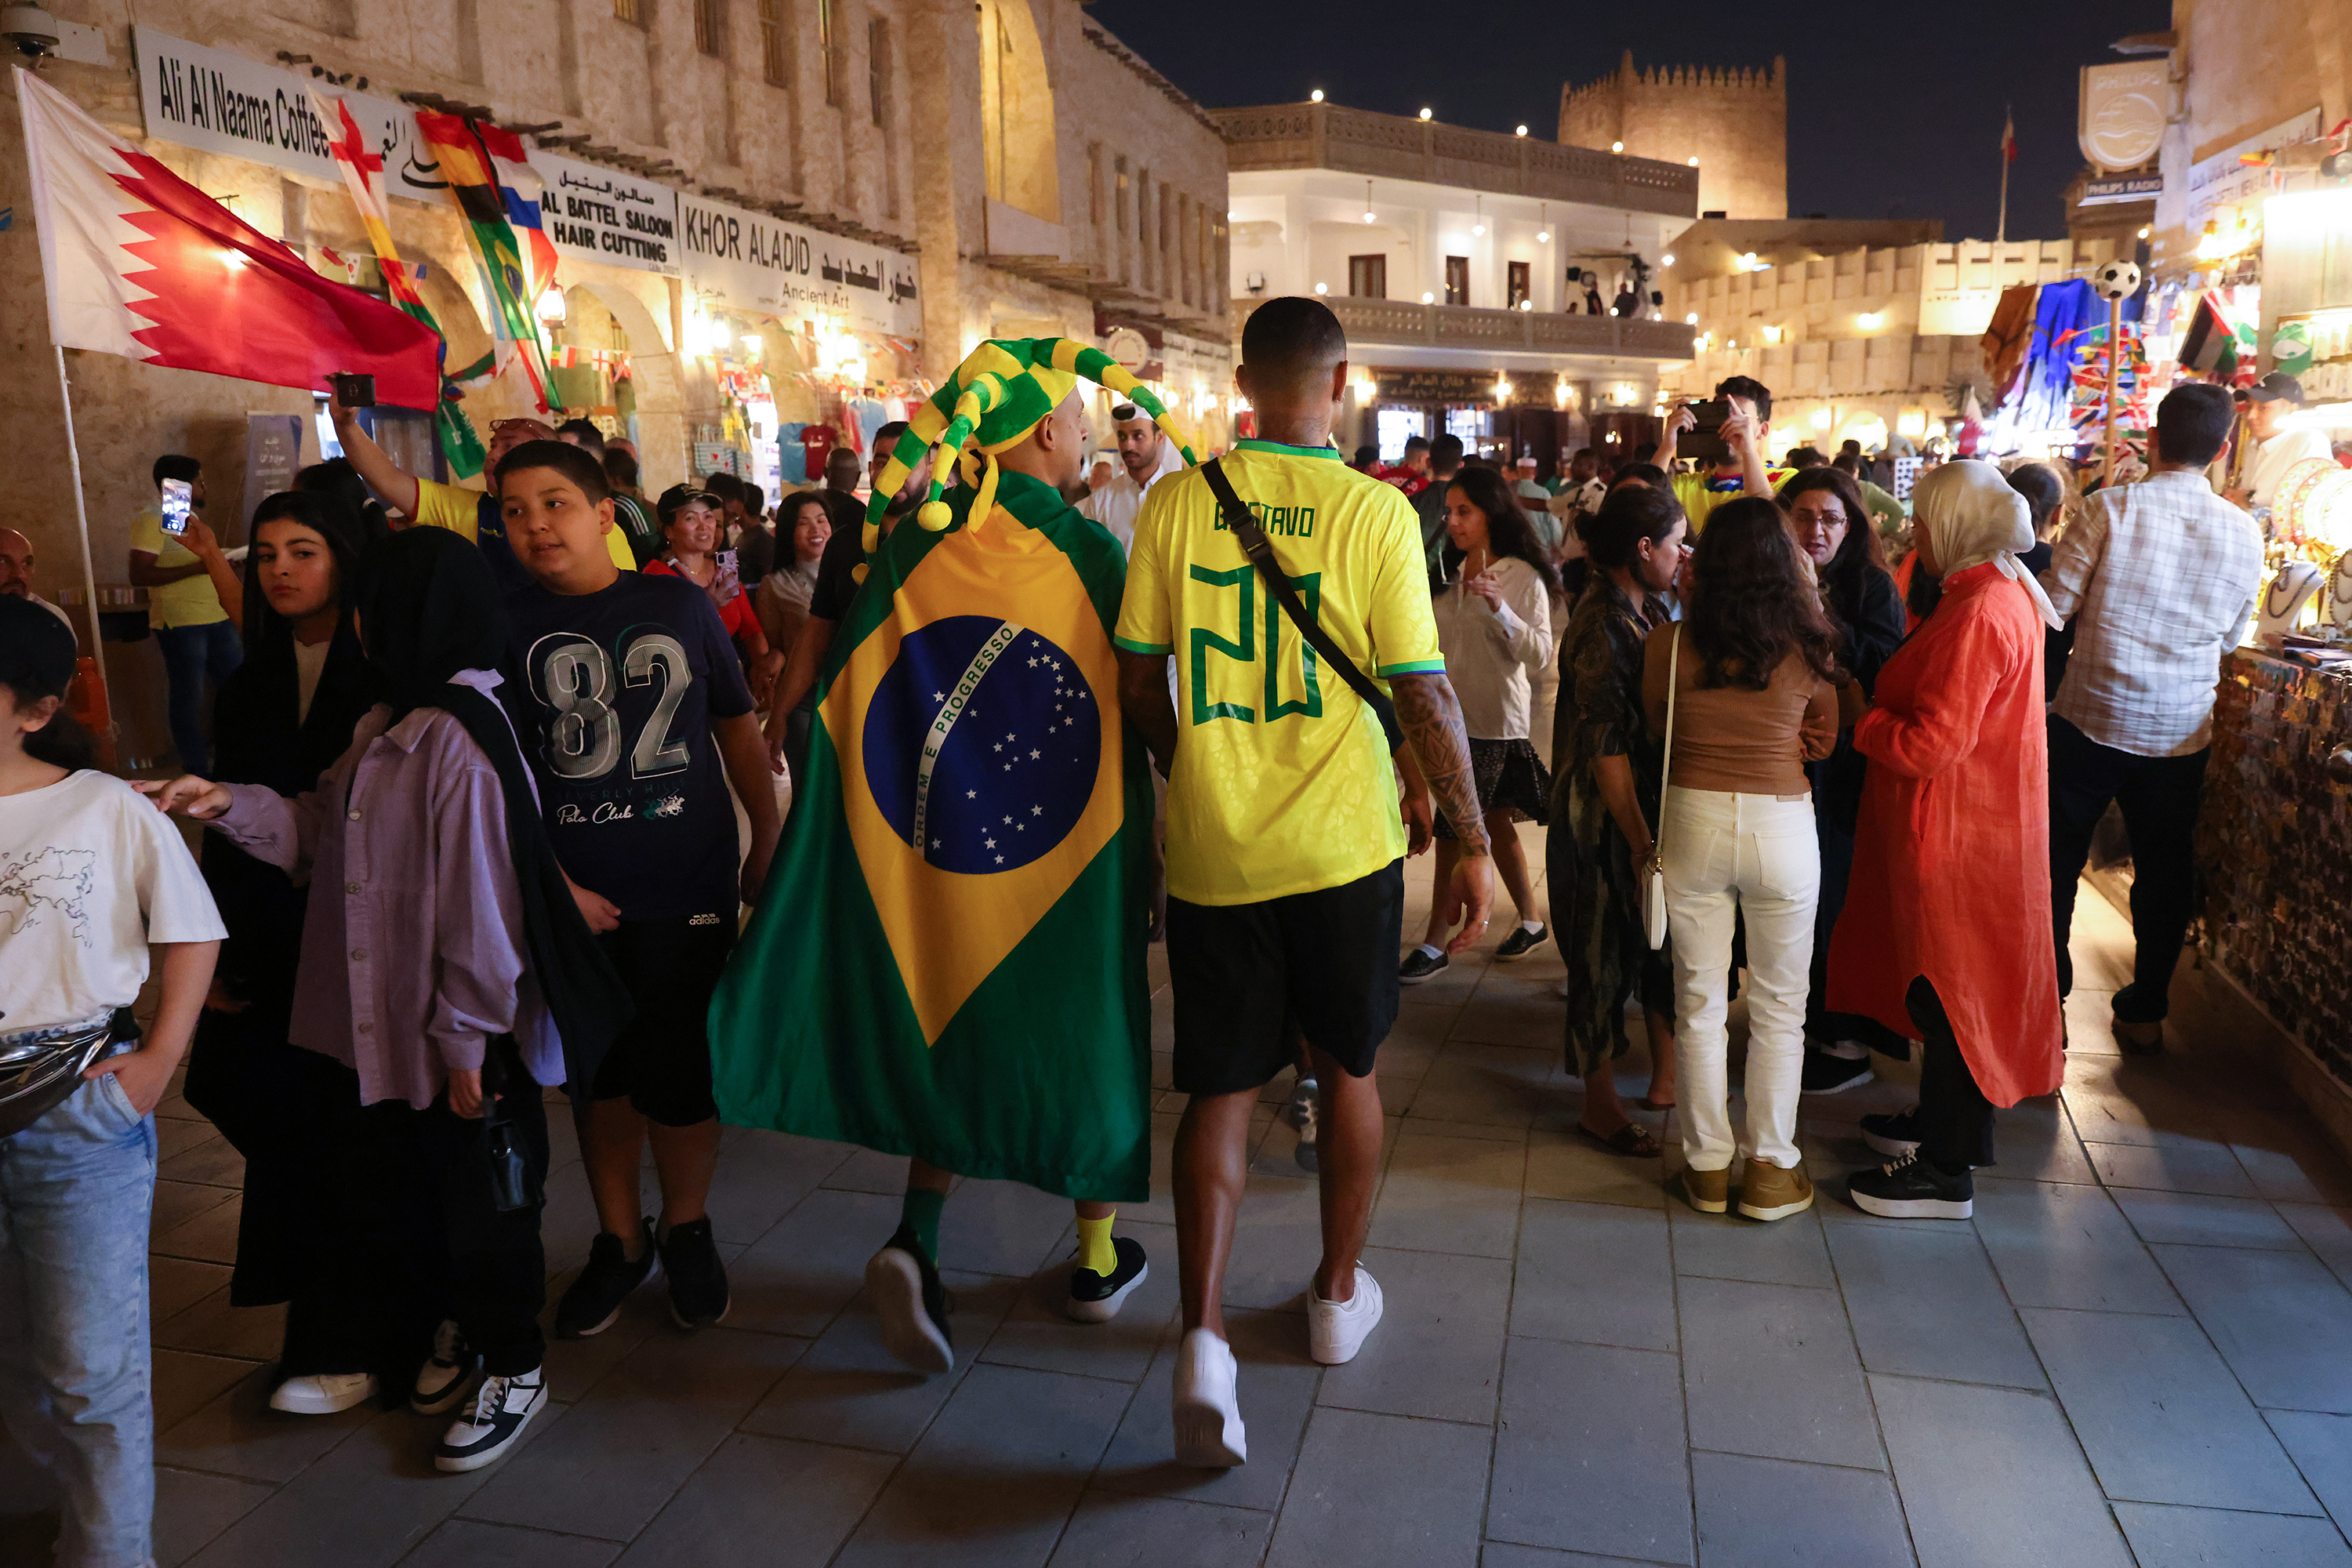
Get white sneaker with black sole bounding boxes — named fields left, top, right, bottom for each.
left=411, top=1319, right=477, bottom=1417
left=1065, top=1236, right=1149, bottom=1323
left=269, top=1371, right=377, bottom=1415
left=1307, top=1265, right=1385, bottom=1365
left=1171, top=1328, right=1247, bottom=1468
left=433, top=1367, right=545, bottom=1472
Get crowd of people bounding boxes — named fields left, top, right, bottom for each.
left=0, top=296, right=2268, bottom=1564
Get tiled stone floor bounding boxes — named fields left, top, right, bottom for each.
left=17, top=838, right=2352, bottom=1566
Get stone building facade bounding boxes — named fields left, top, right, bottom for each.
left=1559, top=53, right=1787, bottom=221
left=1663, top=219, right=2123, bottom=456
left=0, top=0, right=1226, bottom=764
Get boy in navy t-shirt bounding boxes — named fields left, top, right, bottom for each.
left=492, top=441, right=781, bottom=1338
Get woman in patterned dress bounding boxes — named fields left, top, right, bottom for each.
left=1547, top=483, right=1690, bottom=1154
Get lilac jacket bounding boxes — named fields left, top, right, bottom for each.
left=209, top=695, right=561, bottom=1107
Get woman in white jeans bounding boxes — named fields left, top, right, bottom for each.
left=1641, top=498, right=1860, bottom=1220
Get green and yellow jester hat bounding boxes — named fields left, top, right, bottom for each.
left=856, top=336, right=1198, bottom=583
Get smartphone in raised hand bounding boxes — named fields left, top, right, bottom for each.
left=159, top=477, right=192, bottom=536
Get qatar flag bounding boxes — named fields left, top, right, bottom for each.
left=16, top=67, right=441, bottom=408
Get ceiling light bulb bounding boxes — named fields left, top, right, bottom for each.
left=1418, top=107, right=1432, bottom=121
left=1538, top=230, right=1551, bottom=242
left=1611, top=140, right=1624, bottom=153
left=1661, top=252, right=1675, bottom=266
left=1310, top=89, right=1324, bottom=103
left=1687, top=156, right=1699, bottom=166
left=1364, top=210, right=1376, bottom=223
left=1686, top=312, right=1699, bottom=325
left=2137, top=226, right=2151, bottom=239
left=1472, top=223, right=1484, bottom=236
left=1314, top=281, right=1329, bottom=295
left=1858, top=311, right=1883, bottom=329
left=1421, top=292, right=1435, bottom=303
left=1519, top=299, right=1534, bottom=312
left=1515, top=125, right=1528, bottom=137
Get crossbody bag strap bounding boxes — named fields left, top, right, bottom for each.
left=1655, top=622, right=1679, bottom=863
left=1201, top=459, right=1406, bottom=756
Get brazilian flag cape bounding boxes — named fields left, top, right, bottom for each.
left=709, top=470, right=1153, bottom=1203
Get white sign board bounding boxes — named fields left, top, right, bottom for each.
left=678, top=192, right=920, bottom=336
left=2078, top=60, right=2171, bottom=173
left=132, top=28, right=436, bottom=196
left=531, top=152, right=681, bottom=277
left=2188, top=108, right=2323, bottom=231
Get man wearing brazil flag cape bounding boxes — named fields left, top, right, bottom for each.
left=710, top=339, right=1182, bottom=1374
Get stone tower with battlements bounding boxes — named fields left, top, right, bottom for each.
left=1560, top=52, right=1788, bottom=220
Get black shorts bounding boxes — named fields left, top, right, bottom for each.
left=585, top=915, right=735, bottom=1126
left=1165, top=859, right=1404, bottom=1096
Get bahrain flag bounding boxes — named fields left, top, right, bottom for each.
left=16, top=67, right=441, bottom=408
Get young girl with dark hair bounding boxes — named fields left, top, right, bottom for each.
left=1642, top=497, right=1856, bottom=1218
left=1, top=594, right=223, bottom=1566
left=1403, top=467, right=1561, bottom=982
left=183, top=490, right=389, bottom=1415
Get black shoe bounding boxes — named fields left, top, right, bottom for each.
left=554, top=1218, right=659, bottom=1339
left=1848, top=1150, right=1973, bottom=1219
left=1065, top=1236, right=1149, bottom=1324
left=1285, top=1076, right=1320, bottom=1173
left=1860, top=1108, right=1922, bottom=1158
left=866, top=1234, right=955, bottom=1374
left=1399, top=948, right=1448, bottom=985
left=432, top=1366, right=546, bottom=1472
left=410, top=1319, right=476, bottom=1416
left=659, top=1216, right=731, bottom=1331
left=1801, top=1049, right=1875, bottom=1096
left=1495, top=922, right=1550, bottom=960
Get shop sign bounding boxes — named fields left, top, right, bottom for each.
left=132, top=28, right=433, bottom=194
left=678, top=192, right=920, bottom=336
left=530, top=152, right=680, bottom=276
left=2080, top=175, right=2164, bottom=207
left=2189, top=108, right=2323, bottom=231
left=2078, top=60, right=2171, bottom=173
left=1370, top=367, right=1510, bottom=406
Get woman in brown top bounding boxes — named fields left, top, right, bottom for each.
left=1642, top=498, right=1857, bottom=1220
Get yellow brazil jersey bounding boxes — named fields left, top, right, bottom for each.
left=1115, top=438, right=1444, bottom=907
left=129, top=504, right=227, bottom=630
left=1671, top=467, right=1792, bottom=533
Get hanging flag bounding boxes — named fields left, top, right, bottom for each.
left=412, top=108, right=562, bottom=415
left=312, top=88, right=487, bottom=477
left=15, top=67, right=440, bottom=406
left=474, top=122, right=560, bottom=310
left=2002, top=108, right=2019, bottom=163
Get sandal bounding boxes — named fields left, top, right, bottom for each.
left=1575, top=1121, right=1663, bottom=1158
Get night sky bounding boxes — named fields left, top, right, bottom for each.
left=1090, top=0, right=2172, bottom=242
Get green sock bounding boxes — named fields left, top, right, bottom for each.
left=1076, top=1210, right=1117, bottom=1276
left=898, top=1187, right=946, bottom=1265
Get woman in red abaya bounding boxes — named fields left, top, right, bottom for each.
left=1829, top=459, right=2065, bottom=1220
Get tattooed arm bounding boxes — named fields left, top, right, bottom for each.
left=1392, top=672, right=1495, bottom=951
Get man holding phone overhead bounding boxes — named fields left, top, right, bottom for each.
left=129, top=455, right=241, bottom=771
left=1663, top=376, right=1787, bottom=535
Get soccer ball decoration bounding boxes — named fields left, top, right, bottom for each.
left=2092, top=260, right=2142, bottom=300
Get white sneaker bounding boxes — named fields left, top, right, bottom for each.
left=1308, top=1265, right=1384, bottom=1365
left=268, top=1371, right=377, bottom=1415
left=1171, top=1329, right=1247, bottom=1468
left=433, top=1367, right=546, bottom=1472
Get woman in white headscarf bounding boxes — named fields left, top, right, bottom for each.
left=1826, top=459, right=2065, bottom=1221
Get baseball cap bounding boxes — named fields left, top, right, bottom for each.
left=2247, top=372, right=2306, bottom=406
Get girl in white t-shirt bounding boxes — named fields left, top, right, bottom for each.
left=0, top=595, right=223, bottom=1568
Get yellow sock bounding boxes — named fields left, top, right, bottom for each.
left=1076, top=1211, right=1118, bottom=1276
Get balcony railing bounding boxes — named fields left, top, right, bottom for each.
left=1215, top=102, right=1699, bottom=219
left=1236, top=296, right=1695, bottom=360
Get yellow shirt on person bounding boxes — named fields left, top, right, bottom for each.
left=412, top=478, right=637, bottom=574
left=129, top=504, right=228, bottom=629
left=1115, top=437, right=1444, bottom=907
left=1671, top=467, right=1792, bottom=533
